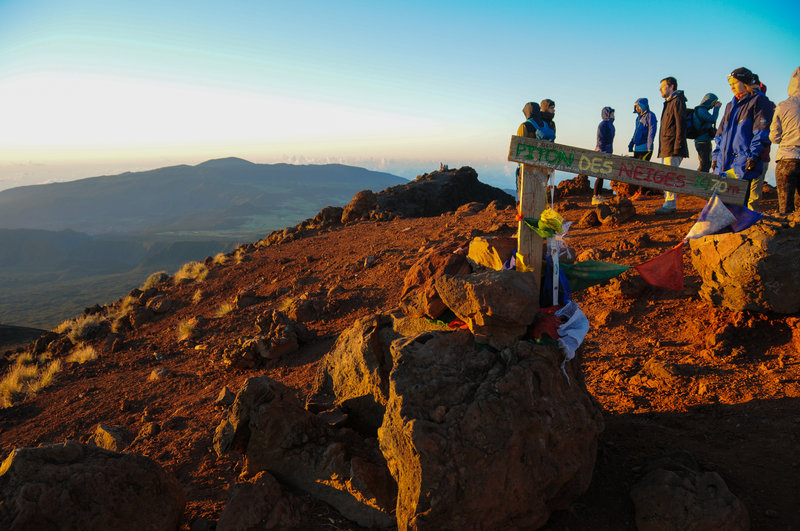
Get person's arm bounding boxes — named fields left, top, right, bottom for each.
left=769, top=107, right=782, bottom=145
left=749, top=97, right=774, bottom=161
left=647, top=113, right=657, bottom=151
left=674, top=99, right=687, bottom=153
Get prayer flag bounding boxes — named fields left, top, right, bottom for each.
left=634, top=242, right=685, bottom=291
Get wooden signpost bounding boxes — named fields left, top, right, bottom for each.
left=508, top=135, right=747, bottom=279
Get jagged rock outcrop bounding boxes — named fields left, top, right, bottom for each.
left=689, top=220, right=800, bottom=313
left=376, top=166, right=514, bottom=217
left=222, top=311, right=312, bottom=369
left=0, top=441, right=185, bottom=529
left=434, top=269, right=540, bottom=349
left=213, top=376, right=397, bottom=529
left=631, top=452, right=750, bottom=530
left=342, top=190, right=379, bottom=223
left=217, top=471, right=303, bottom=531
left=378, top=330, right=604, bottom=530
left=555, top=174, right=591, bottom=198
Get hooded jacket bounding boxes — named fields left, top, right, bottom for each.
left=517, top=102, right=555, bottom=141
left=628, top=98, right=657, bottom=152
left=694, top=93, right=720, bottom=143
left=540, top=99, right=556, bottom=140
left=596, top=107, right=615, bottom=153
left=658, top=89, right=689, bottom=158
left=713, top=89, right=774, bottom=180
left=770, top=66, right=800, bottom=161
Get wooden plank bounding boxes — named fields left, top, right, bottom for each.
left=517, top=164, right=550, bottom=295
left=508, top=136, right=746, bottom=205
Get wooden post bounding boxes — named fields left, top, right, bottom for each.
left=517, top=163, right=552, bottom=298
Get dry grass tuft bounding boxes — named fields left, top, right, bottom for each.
left=0, top=355, right=62, bottom=408
left=214, top=301, right=236, bottom=318
left=177, top=318, right=200, bottom=341
left=212, top=253, right=229, bottom=265
left=66, top=344, right=98, bottom=364
left=192, top=289, right=205, bottom=304
left=141, top=270, right=170, bottom=290
left=174, top=262, right=208, bottom=284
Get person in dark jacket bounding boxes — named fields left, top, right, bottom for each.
left=592, top=106, right=615, bottom=204
left=516, top=102, right=555, bottom=200
left=693, top=93, right=721, bottom=172
left=656, top=76, right=689, bottom=214
left=541, top=99, right=556, bottom=140
left=746, top=74, right=776, bottom=210
left=712, top=67, right=774, bottom=206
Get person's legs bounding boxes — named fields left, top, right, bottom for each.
left=656, top=156, right=682, bottom=213
left=776, top=160, right=790, bottom=214
left=779, top=159, right=800, bottom=214
left=592, top=178, right=605, bottom=204
left=695, top=141, right=712, bottom=172
left=632, top=151, right=654, bottom=198
left=748, top=162, right=767, bottom=211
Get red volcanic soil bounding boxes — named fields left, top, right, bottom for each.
left=1, top=190, right=798, bottom=530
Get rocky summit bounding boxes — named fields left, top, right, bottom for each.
left=0, top=169, right=798, bottom=530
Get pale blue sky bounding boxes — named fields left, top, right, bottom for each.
left=1, top=0, right=798, bottom=191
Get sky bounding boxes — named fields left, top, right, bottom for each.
left=1, top=0, right=799, bottom=192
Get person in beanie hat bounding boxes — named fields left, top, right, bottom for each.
left=540, top=99, right=556, bottom=140
left=712, top=67, right=774, bottom=206
left=770, top=66, right=800, bottom=215
left=628, top=98, right=658, bottom=199
left=592, top=106, right=615, bottom=204
left=693, top=93, right=722, bottom=172
left=655, top=76, right=689, bottom=214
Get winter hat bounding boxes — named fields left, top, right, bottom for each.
left=729, top=67, right=754, bottom=84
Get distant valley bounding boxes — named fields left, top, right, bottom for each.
left=0, top=158, right=406, bottom=328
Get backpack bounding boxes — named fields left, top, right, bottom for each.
left=686, top=108, right=717, bottom=140
left=685, top=108, right=701, bottom=139
left=525, top=119, right=556, bottom=141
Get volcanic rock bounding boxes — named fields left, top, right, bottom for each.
left=308, top=313, right=399, bottom=433
left=555, top=173, right=591, bottom=198
left=217, top=471, right=302, bottom=531
left=342, top=190, right=378, bottom=223
left=689, top=221, right=800, bottom=313
left=631, top=452, right=749, bottom=530
left=378, top=331, right=604, bottom=530
left=375, top=166, right=514, bottom=218
left=399, top=245, right=471, bottom=319
left=0, top=441, right=185, bottom=529
left=213, top=376, right=396, bottom=528
left=433, top=269, right=539, bottom=349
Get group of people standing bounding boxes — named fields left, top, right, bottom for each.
left=517, top=66, right=800, bottom=216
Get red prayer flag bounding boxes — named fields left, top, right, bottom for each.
left=634, top=241, right=685, bottom=291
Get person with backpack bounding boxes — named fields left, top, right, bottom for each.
left=712, top=67, right=774, bottom=205
left=692, top=93, right=722, bottom=172
left=655, top=76, right=689, bottom=214
left=769, top=66, right=800, bottom=215
left=627, top=98, right=658, bottom=199
left=516, top=101, right=556, bottom=200
left=592, top=106, right=615, bottom=204
left=541, top=99, right=556, bottom=140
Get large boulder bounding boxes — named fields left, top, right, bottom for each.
left=342, top=190, right=378, bottom=223
left=399, top=245, right=471, bottom=320
left=307, top=314, right=400, bottom=433
left=376, top=166, right=514, bottom=218
left=689, top=221, right=800, bottom=313
left=0, top=441, right=185, bottom=530
left=213, top=376, right=396, bottom=529
left=433, top=269, right=539, bottom=349
left=378, top=330, right=604, bottom=530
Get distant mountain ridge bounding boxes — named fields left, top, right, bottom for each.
left=0, top=158, right=407, bottom=235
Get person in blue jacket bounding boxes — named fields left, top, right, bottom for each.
left=712, top=68, right=774, bottom=205
left=693, top=93, right=721, bottom=172
left=592, top=106, right=615, bottom=204
left=627, top=98, right=657, bottom=199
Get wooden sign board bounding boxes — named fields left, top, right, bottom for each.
left=508, top=136, right=746, bottom=205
